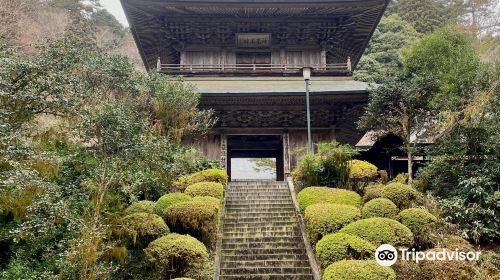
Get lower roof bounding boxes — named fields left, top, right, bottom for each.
left=186, top=77, right=371, bottom=95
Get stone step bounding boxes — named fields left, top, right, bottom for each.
left=226, top=194, right=293, bottom=199
left=222, top=241, right=304, bottom=250
left=225, top=200, right=292, bottom=205
left=221, top=253, right=309, bottom=262
left=220, top=274, right=313, bottom=280
left=223, top=216, right=297, bottom=223
left=221, top=259, right=311, bottom=268
left=223, top=220, right=297, bottom=228
left=223, top=230, right=301, bottom=238
left=225, top=204, right=296, bottom=210
left=221, top=247, right=307, bottom=256
left=223, top=235, right=303, bottom=243
left=224, top=212, right=296, bottom=219
left=222, top=225, right=298, bottom=232
left=221, top=267, right=313, bottom=275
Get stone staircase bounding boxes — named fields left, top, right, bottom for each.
left=219, top=181, right=314, bottom=280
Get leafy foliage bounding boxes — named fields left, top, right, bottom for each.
left=380, top=183, right=420, bottom=209
left=184, top=182, right=224, bottom=200
left=144, top=234, right=208, bottom=279
left=164, top=200, right=220, bottom=247
left=339, top=218, right=414, bottom=247
left=399, top=207, right=437, bottom=246
left=292, top=142, right=355, bottom=188
left=297, top=187, right=362, bottom=211
left=323, top=260, right=396, bottom=280
left=304, top=203, right=361, bottom=243
left=361, top=198, right=399, bottom=219
left=354, top=14, right=419, bottom=83
left=316, top=233, right=375, bottom=269
left=118, top=212, right=169, bottom=248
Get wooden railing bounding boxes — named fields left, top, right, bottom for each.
left=157, top=61, right=352, bottom=76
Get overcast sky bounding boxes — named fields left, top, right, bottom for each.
left=100, top=0, right=129, bottom=27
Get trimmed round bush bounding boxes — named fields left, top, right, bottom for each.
left=172, top=278, right=195, bottom=280
left=362, top=184, right=384, bottom=203
left=185, top=182, right=224, bottom=200
left=192, top=196, right=221, bottom=209
left=145, top=234, right=208, bottom=275
left=323, top=260, right=396, bottom=280
left=361, top=198, right=399, bottom=219
left=349, top=160, right=378, bottom=181
left=419, top=248, right=475, bottom=280
left=305, top=203, right=361, bottom=243
left=297, top=187, right=361, bottom=211
left=316, top=233, right=376, bottom=268
left=174, top=169, right=228, bottom=191
left=125, top=200, right=156, bottom=215
left=155, top=193, right=192, bottom=218
left=399, top=208, right=437, bottom=240
left=442, top=235, right=474, bottom=252
left=380, top=182, right=419, bottom=209
left=165, top=200, right=219, bottom=246
left=339, top=217, right=414, bottom=247
left=120, top=212, right=169, bottom=248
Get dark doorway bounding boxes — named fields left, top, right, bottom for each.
left=227, top=135, right=284, bottom=181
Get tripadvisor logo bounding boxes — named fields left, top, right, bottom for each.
left=375, top=244, right=481, bottom=267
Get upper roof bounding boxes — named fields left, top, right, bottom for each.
left=122, top=0, right=389, bottom=71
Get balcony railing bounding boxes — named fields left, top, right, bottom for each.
left=157, top=61, right=352, bottom=76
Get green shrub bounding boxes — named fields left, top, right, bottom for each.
left=174, top=169, right=228, bottom=191
left=119, top=213, right=169, bottom=248
left=145, top=234, right=208, bottom=277
left=316, top=233, right=376, bottom=268
left=154, top=193, right=192, bottom=218
left=191, top=196, right=221, bottom=210
left=380, top=182, right=419, bottom=209
left=172, top=278, right=195, bottom=280
left=391, top=173, right=409, bottom=184
left=185, top=182, right=224, bottom=200
left=361, top=198, right=398, bottom=219
left=399, top=208, right=437, bottom=245
left=125, top=200, right=156, bottom=215
left=165, top=200, right=219, bottom=246
left=297, top=187, right=361, bottom=211
left=305, top=203, right=361, bottom=243
left=362, top=184, right=384, bottom=203
left=323, top=260, right=396, bottom=280
left=291, top=142, right=355, bottom=188
left=339, top=217, right=414, bottom=247
left=441, top=235, right=474, bottom=252
left=349, top=160, right=378, bottom=181
left=419, top=248, right=475, bottom=280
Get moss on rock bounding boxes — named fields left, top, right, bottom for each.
left=323, top=260, right=396, bottom=280
left=297, top=187, right=361, bottom=211
left=339, top=217, right=414, bottom=247
left=361, top=198, right=399, bottom=219
left=185, top=182, right=224, bottom=200
left=305, top=203, right=361, bottom=243
left=316, top=233, right=376, bottom=269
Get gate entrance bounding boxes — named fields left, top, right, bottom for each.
left=227, top=135, right=284, bottom=181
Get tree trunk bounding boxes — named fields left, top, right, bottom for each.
left=407, top=149, right=413, bottom=184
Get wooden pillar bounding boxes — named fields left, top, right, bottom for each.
left=283, top=132, right=291, bottom=177
left=320, top=46, right=327, bottom=70
left=220, top=134, right=227, bottom=169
